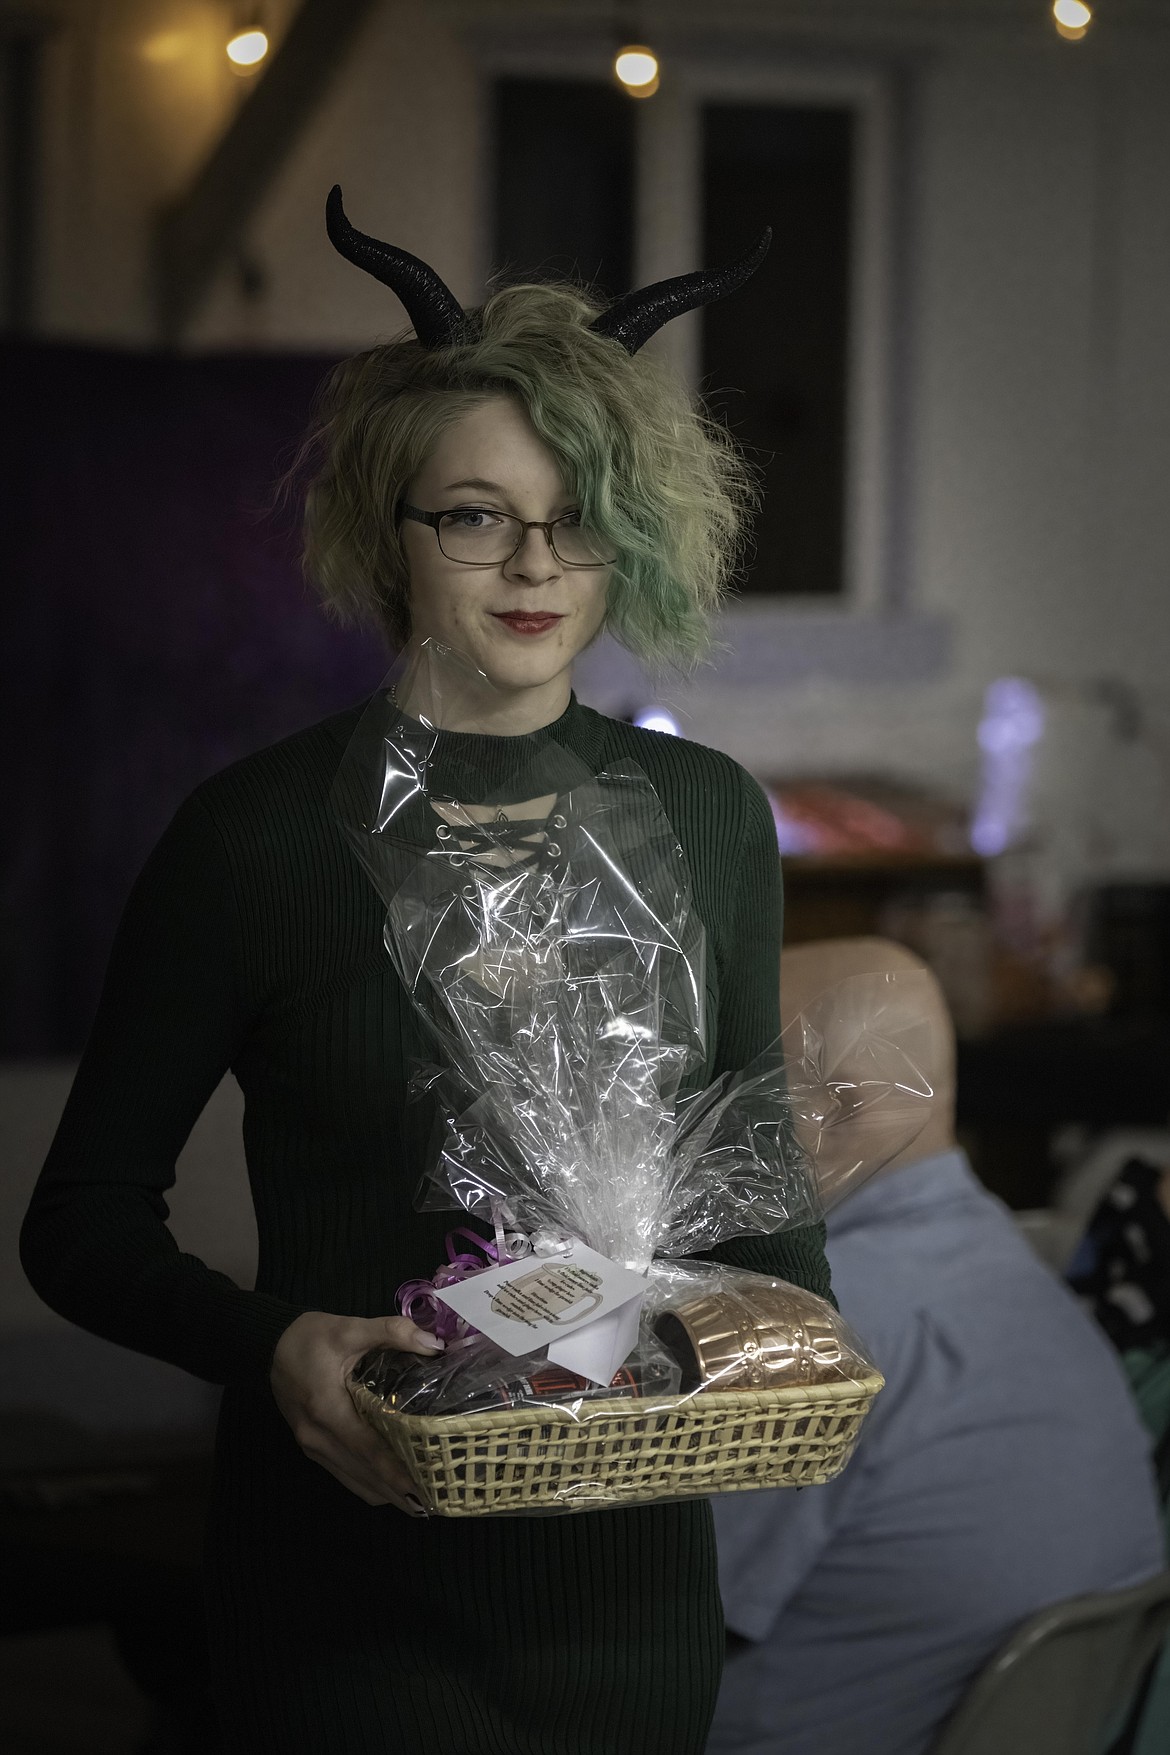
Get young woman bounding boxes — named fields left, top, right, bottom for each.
left=21, top=189, right=832, bottom=1755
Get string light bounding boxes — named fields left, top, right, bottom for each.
left=1053, top=0, right=1092, bottom=41
left=614, top=45, right=660, bottom=99
left=227, top=27, right=269, bottom=68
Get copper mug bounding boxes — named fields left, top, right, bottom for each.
left=655, top=1282, right=846, bottom=1392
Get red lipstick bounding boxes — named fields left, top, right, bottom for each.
left=492, top=612, right=564, bottom=636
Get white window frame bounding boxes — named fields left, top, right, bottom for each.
left=635, top=64, right=896, bottom=618
left=473, top=44, right=899, bottom=623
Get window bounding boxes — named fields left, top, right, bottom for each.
left=702, top=103, right=854, bottom=597
left=492, top=78, right=635, bottom=298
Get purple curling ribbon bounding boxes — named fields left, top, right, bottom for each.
left=396, top=1225, right=518, bottom=1343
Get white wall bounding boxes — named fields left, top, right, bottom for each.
left=915, top=47, right=1170, bottom=692
left=23, top=0, right=1170, bottom=882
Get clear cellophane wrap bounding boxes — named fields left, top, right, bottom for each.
left=330, top=644, right=934, bottom=1514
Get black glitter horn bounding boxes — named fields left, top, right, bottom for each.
left=590, top=228, right=772, bottom=354
left=326, top=183, right=769, bottom=356
left=326, top=185, right=468, bottom=349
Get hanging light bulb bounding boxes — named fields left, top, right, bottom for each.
left=614, top=44, right=660, bottom=99
left=227, top=25, right=269, bottom=68
left=1053, top=0, right=1092, bottom=41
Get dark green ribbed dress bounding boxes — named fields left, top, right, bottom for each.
left=21, top=692, right=831, bottom=1755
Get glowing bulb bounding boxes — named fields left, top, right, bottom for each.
left=614, top=46, right=660, bottom=98
left=1053, top=0, right=1091, bottom=39
left=227, top=28, right=269, bottom=67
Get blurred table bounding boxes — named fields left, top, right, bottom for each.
left=957, top=1014, right=1170, bottom=1129
left=781, top=850, right=984, bottom=945
left=0, top=1455, right=220, bottom=1752
left=956, top=1013, right=1170, bottom=1208
left=0, top=1453, right=213, bottom=1571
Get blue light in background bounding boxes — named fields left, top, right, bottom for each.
left=634, top=708, right=680, bottom=736
left=970, top=676, right=1047, bottom=856
left=769, top=795, right=821, bottom=855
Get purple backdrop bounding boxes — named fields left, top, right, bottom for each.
left=2, top=341, right=389, bottom=1054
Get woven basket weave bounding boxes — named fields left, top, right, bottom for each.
left=350, top=1369, right=884, bottom=1517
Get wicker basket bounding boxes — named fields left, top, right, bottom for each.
left=349, top=1368, right=884, bottom=1517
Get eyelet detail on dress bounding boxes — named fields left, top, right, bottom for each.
left=436, top=824, right=452, bottom=840
left=448, top=853, right=465, bottom=867
left=551, top=814, right=567, bottom=830
left=462, top=883, right=476, bottom=900
left=546, top=843, right=560, bottom=859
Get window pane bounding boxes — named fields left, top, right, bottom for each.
left=493, top=79, right=635, bottom=300
left=702, top=103, right=854, bottom=596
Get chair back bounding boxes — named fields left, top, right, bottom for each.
left=928, top=1571, right=1170, bottom=1755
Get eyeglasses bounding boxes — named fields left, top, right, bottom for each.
left=399, top=503, right=617, bottom=568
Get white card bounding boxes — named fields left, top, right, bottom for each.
left=434, top=1239, right=648, bottom=1380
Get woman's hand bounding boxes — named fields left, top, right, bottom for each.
left=270, top=1311, right=444, bottom=1515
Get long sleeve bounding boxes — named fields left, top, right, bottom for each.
left=19, top=790, right=310, bottom=1388
left=706, top=769, right=833, bottom=1303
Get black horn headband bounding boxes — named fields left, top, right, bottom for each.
left=325, top=185, right=468, bottom=349
left=326, top=185, right=770, bottom=355
left=589, top=228, right=772, bottom=353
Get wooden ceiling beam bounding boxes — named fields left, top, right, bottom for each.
left=153, top=0, right=379, bottom=342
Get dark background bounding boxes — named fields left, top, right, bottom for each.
left=1, top=342, right=386, bottom=1054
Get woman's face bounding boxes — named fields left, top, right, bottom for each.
left=400, top=396, right=611, bottom=726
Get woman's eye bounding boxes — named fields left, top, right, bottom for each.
left=558, top=511, right=583, bottom=528
left=444, top=508, right=502, bottom=529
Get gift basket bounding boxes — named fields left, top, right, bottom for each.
left=330, top=643, right=933, bottom=1516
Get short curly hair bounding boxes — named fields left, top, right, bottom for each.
left=288, top=281, right=759, bottom=670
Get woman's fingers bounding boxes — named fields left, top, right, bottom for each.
left=306, top=1375, right=428, bottom=1507
left=379, top=1315, right=447, bottom=1357
left=270, top=1311, right=440, bottom=1510
left=328, top=1461, right=424, bottom=1515
left=307, top=1421, right=427, bottom=1511
left=332, top=1461, right=425, bottom=1515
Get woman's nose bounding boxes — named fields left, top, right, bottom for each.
left=506, top=526, right=563, bottom=585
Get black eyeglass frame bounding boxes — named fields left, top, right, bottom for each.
left=397, top=502, right=616, bottom=569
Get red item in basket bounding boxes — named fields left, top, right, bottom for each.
left=459, top=1360, right=643, bottom=1413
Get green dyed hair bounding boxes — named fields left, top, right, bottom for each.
left=290, top=281, right=759, bottom=669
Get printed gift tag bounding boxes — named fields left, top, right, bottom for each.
left=434, top=1240, right=648, bottom=1380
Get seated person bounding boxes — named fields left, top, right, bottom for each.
left=707, top=937, right=1165, bottom=1755
left=1068, top=1153, right=1170, bottom=1363
left=1068, top=1152, right=1170, bottom=1755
